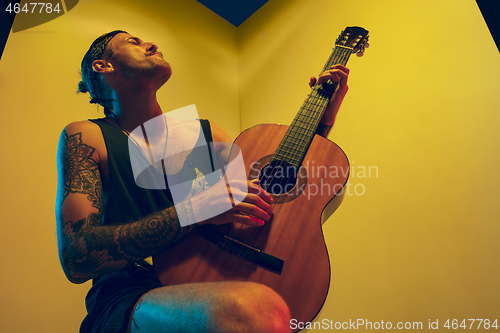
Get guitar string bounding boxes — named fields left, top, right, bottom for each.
left=255, top=46, right=354, bottom=238
left=265, top=45, right=355, bottom=199
left=243, top=45, right=355, bottom=258
left=276, top=46, right=351, bottom=160
left=222, top=45, right=353, bottom=261
left=239, top=89, right=329, bottom=245
left=228, top=46, right=351, bottom=259
left=223, top=48, right=351, bottom=245
left=261, top=46, right=350, bottom=194
left=237, top=46, right=352, bottom=254
left=272, top=47, right=350, bottom=170
left=238, top=89, right=331, bottom=253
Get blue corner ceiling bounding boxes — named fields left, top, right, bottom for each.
left=196, top=0, right=269, bottom=27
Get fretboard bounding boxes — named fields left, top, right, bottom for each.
left=272, top=45, right=353, bottom=168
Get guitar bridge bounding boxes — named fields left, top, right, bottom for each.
left=199, top=227, right=284, bottom=275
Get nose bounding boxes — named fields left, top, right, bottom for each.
left=146, top=42, right=158, bottom=53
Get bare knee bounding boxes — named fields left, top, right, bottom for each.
left=128, top=282, right=291, bottom=333
left=210, top=282, right=291, bottom=333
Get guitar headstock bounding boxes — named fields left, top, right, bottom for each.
left=335, top=26, right=370, bottom=57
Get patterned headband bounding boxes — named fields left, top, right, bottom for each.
left=81, top=30, right=127, bottom=104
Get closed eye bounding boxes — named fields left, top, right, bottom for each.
left=127, top=37, right=141, bottom=45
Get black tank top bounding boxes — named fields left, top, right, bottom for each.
left=89, top=118, right=216, bottom=226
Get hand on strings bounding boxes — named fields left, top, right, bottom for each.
left=194, top=179, right=273, bottom=227
left=309, top=64, right=350, bottom=125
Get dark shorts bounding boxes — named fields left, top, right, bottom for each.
left=80, top=264, right=162, bottom=333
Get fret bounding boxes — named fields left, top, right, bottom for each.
left=271, top=154, right=300, bottom=167
left=282, top=131, right=312, bottom=143
left=293, top=111, right=326, bottom=129
left=298, top=102, right=326, bottom=114
left=275, top=143, right=308, bottom=160
left=295, top=97, right=328, bottom=119
left=279, top=138, right=308, bottom=148
left=298, top=103, right=322, bottom=113
left=286, top=132, right=315, bottom=144
left=276, top=139, right=304, bottom=150
left=275, top=152, right=301, bottom=162
left=289, top=127, right=314, bottom=136
left=279, top=149, right=302, bottom=160
left=280, top=141, right=308, bottom=152
left=277, top=140, right=308, bottom=153
left=298, top=101, right=324, bottom=113
left=272, top=40, right=356, bottom=167
left=295, top=112, right=323, bottom=123
left=292, top=117, right=317, bottom=128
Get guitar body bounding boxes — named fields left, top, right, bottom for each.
left=154, top=123, right=349, bottom=329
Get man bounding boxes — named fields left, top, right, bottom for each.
left=56, top=30, right=349, bottom=333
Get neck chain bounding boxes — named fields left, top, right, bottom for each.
left=112, top=113, right=169, bottom=172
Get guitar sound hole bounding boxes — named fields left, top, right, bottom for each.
left=259, top=161, right=298, bottom=195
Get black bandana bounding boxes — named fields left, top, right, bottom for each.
left=81, top=30, right=127, bottom=105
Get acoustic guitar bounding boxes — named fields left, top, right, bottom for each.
left=154, top=26, right=369, bottom=331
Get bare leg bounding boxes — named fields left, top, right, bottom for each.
left=127, top=281, right=291, bottom=333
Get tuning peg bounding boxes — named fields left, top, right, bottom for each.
left=356, top=51, right=364, bottom=57
left=365, top=42, right=370, bottom=48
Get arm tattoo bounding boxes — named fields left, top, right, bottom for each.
left=62, top=132, right=102, bottom=211
left=114, top=202, right=196, bottom=260
left=59, top=132, right=195, bottom=283
left=316, top=123, right=332, bottom=137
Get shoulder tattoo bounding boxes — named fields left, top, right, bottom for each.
left=62, top=132, right=102, bottom=211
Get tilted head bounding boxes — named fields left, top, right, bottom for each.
left=78, top=30, right=126, bottom=116
left=78, top=31, right=171, bottom=116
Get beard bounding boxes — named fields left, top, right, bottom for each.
left=120, top=55, right=172, bottom=91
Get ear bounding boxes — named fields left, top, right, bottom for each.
left=92, top=59, right=114, bottom=74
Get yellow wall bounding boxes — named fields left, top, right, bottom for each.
left=0, top=0, right=238, bottom=331
left=239, top=0, right=500, bottom=331
left=1, top=0, right=499, bottom=331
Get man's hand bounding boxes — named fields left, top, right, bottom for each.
left=193, top=121, right=273, bottom=228
left=194, top=178, right=273, bottom=227
left=309, top=64, right=350, bottom=130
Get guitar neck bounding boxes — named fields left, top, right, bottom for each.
left=273, top=45, right=353, bottom=168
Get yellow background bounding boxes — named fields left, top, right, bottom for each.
left=0, top=0, right=499, bottom=331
